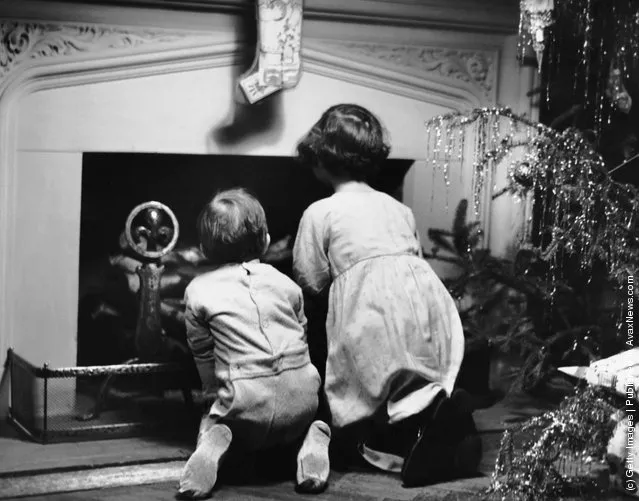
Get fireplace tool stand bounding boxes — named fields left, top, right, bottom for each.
left=78, top=201, right=193, bottom=421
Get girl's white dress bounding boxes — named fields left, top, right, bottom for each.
left=293, top=189, right=465, bottom=428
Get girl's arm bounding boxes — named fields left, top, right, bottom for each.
left=416, top=229, right=425, bottom=258
left=292, top=207, right=331, bottom=296
left=407, top=207, right=425, bottom=258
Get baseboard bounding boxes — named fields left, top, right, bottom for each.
left=0, top=460, right=185, bottom=499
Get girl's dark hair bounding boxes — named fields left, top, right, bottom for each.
left=197, top=188, right=268, bottom=265
left=296, top=103, right=390, bottom=181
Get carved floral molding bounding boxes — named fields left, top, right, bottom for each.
left=1, top=21, right=498, bottom=103
left=322, top=41, right=496, bottom=100
left=0, top=21, right=188, bottom=81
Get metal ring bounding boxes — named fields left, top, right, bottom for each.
left=124, top=201, right=179, bottom=259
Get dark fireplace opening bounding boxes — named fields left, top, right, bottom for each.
left=77, top=152, right=413, bottom=369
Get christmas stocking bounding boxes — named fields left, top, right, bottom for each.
left=239, top=0, right=304, bottom=104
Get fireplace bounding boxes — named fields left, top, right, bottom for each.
left=0, top=0, right=536, bottom=423
left=5, top=152, right=412, bottom=441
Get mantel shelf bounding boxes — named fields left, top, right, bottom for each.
left=1, top=0, right=520, bottom=34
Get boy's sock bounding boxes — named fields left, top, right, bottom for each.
left=178, top=423, right=233, bottom=500
left=295, top=420, right=331, bottom=494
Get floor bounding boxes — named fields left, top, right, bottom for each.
left=0, top=379, right=630, bottom=501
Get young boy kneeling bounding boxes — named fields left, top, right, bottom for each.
left=178, top=188, right=330, bottom=499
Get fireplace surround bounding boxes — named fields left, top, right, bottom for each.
left=0, top=0, right=537, bottom=418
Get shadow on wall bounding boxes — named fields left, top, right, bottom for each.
left=0, top=361, right=9, bottom=429
left=209, top=10, right=285, bottom=149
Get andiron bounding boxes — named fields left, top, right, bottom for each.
left=78, top=201, right=193, bottom=421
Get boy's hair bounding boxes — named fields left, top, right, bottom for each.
left=197, top=188, right=269, bottom=265
left=296, top=103, right=390, bottom=181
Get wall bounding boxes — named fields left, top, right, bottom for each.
left=0, top=0, right=536, bottom=416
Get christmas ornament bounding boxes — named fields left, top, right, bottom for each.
left=511, top=161, right=533, bottom=189
left=239, top=0, right=304, bottom=104
left=508, top=150, right=537, bottom=198
left=519, top=0, right=555, bottom=70
left=606, top=61, right=633, bottom=114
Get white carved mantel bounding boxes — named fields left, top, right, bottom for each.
left=0, top=0, right=536, bottom=413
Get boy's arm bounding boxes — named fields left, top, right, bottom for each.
left=184, top=288, right=218, bottom=400
left=294, top=288, right=308, bottom=334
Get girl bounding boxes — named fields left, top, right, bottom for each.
left=292, top=104, right=481, bottom=487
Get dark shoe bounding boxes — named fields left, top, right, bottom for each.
left=450, top=389, right=482, bottom=478
left=329, top=434, right=374, bottom=472
left=450, top=388, right=476, bottom=414
left=454, top=432, right=483, bottom=479
left=400, top=390, right=448, bottom=486
left=401, top=389, right=482, bottom=487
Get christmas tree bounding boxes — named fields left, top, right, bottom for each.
left=423, top=0, right=639, bottom=393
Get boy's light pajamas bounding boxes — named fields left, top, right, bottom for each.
left=185, top=261, right=321, bottom=449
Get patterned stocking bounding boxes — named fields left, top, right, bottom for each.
left=238, top=0, right=303, bottom=103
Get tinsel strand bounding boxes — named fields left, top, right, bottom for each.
left=486, top=385, right=617, bottom=501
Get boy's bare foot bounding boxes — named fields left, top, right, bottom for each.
left=296, top=420, right=332, bottom=493
left=177, top=423, right=232, bottom=499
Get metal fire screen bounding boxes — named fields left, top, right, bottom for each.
left=7, top=349, right=195, bottom=443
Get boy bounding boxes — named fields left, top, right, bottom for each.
left=178, top=188, right=330, bottom=499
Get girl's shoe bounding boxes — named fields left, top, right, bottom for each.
left=401, top=389, right=482, bottom=487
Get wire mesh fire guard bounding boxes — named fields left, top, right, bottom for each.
left=7, top=348, right=197, bottom=443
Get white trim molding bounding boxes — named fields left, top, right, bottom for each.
left=312, top=41, right=498, bottom=104
left=0, top=22, right=194, bottom=81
